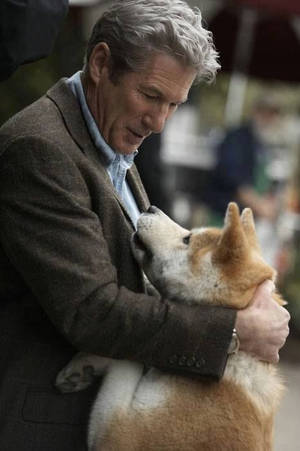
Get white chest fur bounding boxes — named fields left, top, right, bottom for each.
left=224, top=352, right=283, bottom=415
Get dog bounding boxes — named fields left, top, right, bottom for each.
left=56, top=202, right=285, bottom=450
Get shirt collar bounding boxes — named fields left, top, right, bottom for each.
left=66, top=71, right=137, bottom=168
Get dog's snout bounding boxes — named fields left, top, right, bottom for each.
left=147, top=206, right=159, bottom=214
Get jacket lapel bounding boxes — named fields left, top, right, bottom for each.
left=47, top=78, right=106, bottom=174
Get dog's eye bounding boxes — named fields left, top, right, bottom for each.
left=183, top=235, right=191, bottom=245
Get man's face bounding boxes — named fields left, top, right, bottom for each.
left=86, top=48, right=196, bottom=154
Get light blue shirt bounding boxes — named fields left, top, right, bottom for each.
left=66, top=71, right=141, bottom=228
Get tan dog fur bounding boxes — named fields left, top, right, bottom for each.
left=56, top=202, right=285, bottom=450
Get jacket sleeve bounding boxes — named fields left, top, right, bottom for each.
left=0, top=137, right=236, bottom=379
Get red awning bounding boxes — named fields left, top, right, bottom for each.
left=232, top=0, right=300, bottom=16
left=209, top=2, right=300, bottom=83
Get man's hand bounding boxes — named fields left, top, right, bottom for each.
left=235, top=280, right=290, bottom=363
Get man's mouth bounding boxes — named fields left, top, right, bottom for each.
left=131, top=130, right=143, bottom=138
left=128, top=128, right=150, bottom=140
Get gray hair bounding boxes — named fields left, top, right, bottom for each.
left=83, top=0, right=220, bottom=84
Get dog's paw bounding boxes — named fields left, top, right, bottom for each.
left=55, top=352, right=112, bottom=393
left=55, top=363, right=96, bottom=393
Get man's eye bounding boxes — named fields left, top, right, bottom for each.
left=183, top=235, right=191, bottom=245
left=144, top=93, right=158, bottom=100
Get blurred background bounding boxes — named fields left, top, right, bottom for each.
left=1, top=0, right=299, bottom=448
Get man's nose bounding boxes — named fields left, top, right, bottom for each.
left=143, top=105, right=170, bottom=133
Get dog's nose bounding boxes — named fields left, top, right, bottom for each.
left=147, top=206, right=159, bottom=214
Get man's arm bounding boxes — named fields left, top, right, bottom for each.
left=0, top=137, right=288, bottom=378
left=0, top=136, right=235, bottom=379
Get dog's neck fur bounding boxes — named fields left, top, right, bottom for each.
left=225, top=352, right=283, bottom=416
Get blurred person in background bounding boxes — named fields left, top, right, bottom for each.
left=205, top=95, right=282, bottom=226
left=0, top=1, right=289, bottom=450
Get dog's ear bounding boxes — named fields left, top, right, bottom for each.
left=212, top=202, right=248, bottom=264
left=273, top=291, right=288, bottom=306
left=240, top=207, right=261, bottom=252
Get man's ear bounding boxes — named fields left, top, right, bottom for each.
left=88, top=42, right=111, bottom=84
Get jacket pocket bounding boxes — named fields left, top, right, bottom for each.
left=22, top=385, right=97, bottom=426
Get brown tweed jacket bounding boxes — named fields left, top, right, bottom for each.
left=0, top=79, right=236, bottom=450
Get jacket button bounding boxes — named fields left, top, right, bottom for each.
left=178, top=355, right=187, bottom=366
left=186, top=357, right=196, bottom=367
left=195, top=358, right=205, bottom=368
left=168, top=354, right=178, bottom=365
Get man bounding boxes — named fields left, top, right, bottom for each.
left=205, top=95, right=282, bottom=224
left=204, top=95, right=283, bottom=267
left=0, top=1, right=289, bottom=450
